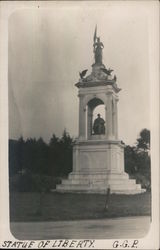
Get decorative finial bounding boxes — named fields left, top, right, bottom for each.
left=113, top=75, right=117, bottom=82
left=93, top=25, right=97, bottom=44
left=79, top=69, right=88, bottom=79
left=101, top=68, right=114, bottom=76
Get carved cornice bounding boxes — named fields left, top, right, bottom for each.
left=75, top=80, right=121, bottom=93
left=75, top=139, right=124, bottom=147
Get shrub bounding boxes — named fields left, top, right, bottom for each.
left=130, top=173, right=151, bottom=191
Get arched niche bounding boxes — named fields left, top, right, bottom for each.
left=87, top=97, right=106, bottom=138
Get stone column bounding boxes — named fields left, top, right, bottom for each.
left=87, top=106, right=92, bottom=138
left=72, top=144, right=80, bottom=172
left=120, top=145, right=125, bottom=172
left=105, top=105, right=107, bottom=138
left=114, top=97, right=118, bottom=139
left=112, top=97, right=118, bottom=139
left=106, top=93, right=113, bottom=140
left=112, top=99, right=115, bottom=138
left=72, top=147, right=76, bottom=172
left=79, top=94, right=86, bottom=139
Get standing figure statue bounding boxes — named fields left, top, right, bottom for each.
left=93, top=114, right=105, bottom=135
left=93, top=37, right=104, bottom=65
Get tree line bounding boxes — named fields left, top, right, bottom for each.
left=9, top=130, right=73, bottom=177
left=9, top=128, right=150, bottom=191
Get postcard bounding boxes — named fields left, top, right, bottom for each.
left=0, top=1, right=159, bottom=249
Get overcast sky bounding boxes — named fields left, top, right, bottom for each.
left=9, top=1, right=153, bottom=145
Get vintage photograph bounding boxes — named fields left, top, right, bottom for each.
left=0, top=0, right=159, bottom=248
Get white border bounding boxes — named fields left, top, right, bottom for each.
left=0, top=1, right=159, bottom=249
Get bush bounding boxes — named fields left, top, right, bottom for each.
left=130, top=173, right=151, bottom=191
left=124, top=142, right=151, bottom=191
left=9, top=174, right=61, bottom=192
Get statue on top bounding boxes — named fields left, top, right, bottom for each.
left=93, top=26, right=104, bottom=65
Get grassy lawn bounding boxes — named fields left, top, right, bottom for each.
left=10, top=191, right=151, bottom=222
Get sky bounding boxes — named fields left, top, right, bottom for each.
left=8, top=1, right=153, bottom=145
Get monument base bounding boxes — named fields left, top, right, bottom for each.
left=56, top=172, right=145, bottom=194
left=56, top=139, right=145, bottom=194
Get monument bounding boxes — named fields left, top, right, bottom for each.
left=56, top=28, right=145, bottom=194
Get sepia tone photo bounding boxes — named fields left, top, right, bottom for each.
left=0, top=1, right=159, bottom=249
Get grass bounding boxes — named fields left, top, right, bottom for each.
left=10, top=191, right=151, bottom=222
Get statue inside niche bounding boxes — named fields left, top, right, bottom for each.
left=93, top=114, right=105, bottom=135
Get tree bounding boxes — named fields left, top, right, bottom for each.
left=136, top=129, right=150, bottom=152
left=49, top=134, right=59, bottom=147
left=35, top=137, right=49, bottom=175
left=9, top=139, right=20, bottom=176
left=48, top=130, right=74, bottom=176
left=124, top=128, right=151, bottom=190
left=48, top=134, right=60, bottom=176
left=124, top=145, right=137, bottom=175
left=59, top=130, right=74, bottom=175
left=17, top=136, right=25, bottom=173
left=23, top=138, right=37, bottom=173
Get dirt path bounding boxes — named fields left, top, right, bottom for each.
left=10, top=216, right=150, bottom=240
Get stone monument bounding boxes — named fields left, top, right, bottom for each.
left=56, top=29, right=145, bottom=194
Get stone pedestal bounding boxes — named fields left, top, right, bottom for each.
left=56, top=34, right=145, bottom=194
left=56, top=139, right=145, bottom=194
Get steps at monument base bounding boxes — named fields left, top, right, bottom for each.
left=61, top=178, right=136, bottom=185
left=57, top=183, right=140, bottom=190
left=109, top=188, right=146, bottom=194
left=62, top=179, right=94, bottom=185
left=56, top=184, right=145, bottom=194
left=56, top=182, right=145, bottom=194
left=68, top=173, right=129, bottom=180
left=109, top=183, right=142, bottom=190
left=56, top=171, right=145, bottom=194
